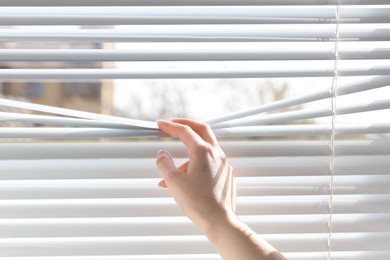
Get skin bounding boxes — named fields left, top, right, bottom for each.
left=156, top=118, right=287, bottom=260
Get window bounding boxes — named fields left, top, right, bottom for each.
left=25, top=82, right=44, bottom=98
left=0, top=1, right=389, bottom=259
left=64, top=82, right=101, bottom=99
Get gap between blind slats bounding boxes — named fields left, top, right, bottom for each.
left=0, top=112, right=146, bottom=129
left=206, top=75, right=390, bottom=124
left=1, top=75, right=388, bottom=131
left=0, top=98, right=158, bottom=129
left=2, top=99, right=389, bottom=128
left=212, top=99, right=390, bottom=128
left=1, top=25, right=389, bottom=42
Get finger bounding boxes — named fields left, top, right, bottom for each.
left=171, top=118, right=219, bottom=147
left=156, top=150, right=182, bottom=188
left=157, top=119, right=205, bottom=151
left=158, top=161, right=188, bottom=188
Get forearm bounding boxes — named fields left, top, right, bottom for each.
left=202, top=211, right=287, bottom=260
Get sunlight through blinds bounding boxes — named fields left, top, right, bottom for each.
left=0, top=0, right=389, bottom=260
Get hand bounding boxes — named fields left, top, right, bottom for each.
left=156, top=118, right=287, bottom=260
left=156, top=118, right=236, bottom=232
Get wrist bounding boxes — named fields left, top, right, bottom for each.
left=199, top=210, right=285, bottom=260
left=200, top=209, right=246, bottom=243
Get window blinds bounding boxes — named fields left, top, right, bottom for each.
left=0, top=1, right=389, bottom=260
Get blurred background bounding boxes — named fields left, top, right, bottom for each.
left=0, top=26, right=327, bottom=121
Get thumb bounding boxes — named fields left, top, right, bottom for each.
left=156, top=150, right=181, bottom=188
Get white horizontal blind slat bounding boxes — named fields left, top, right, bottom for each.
left=2, top=195, right=389, bottom=218
left=1, top=175, right=389, bottom=198
left=0, top=0, right=386, bottom=6
left=1, top=65, right=390, bottom=79
left=1, top=140, right=389, bottom=159
left=0, top=233, right=389, bottom=255
left=1, top=252, right=390, bottom=260
left=2, top=45, right=390, bottom=61
left=1, top=25, right=389, bottom=42
left=0, top=256, right=221, bottom=260
left=0, top=123, right=389, bottom=138
left=0, top=6, right=389, bottom=25
left=1, top=213, right=389, bottom=237
left=0, top=155, right=389, bottom=179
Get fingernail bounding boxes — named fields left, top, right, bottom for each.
left=157, top=150, right=165, bottom=157
left=157, top=119, right=169, bottom=124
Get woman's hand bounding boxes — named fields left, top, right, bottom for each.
left=156, top=118, right=236, bottom=232
left=156, top=118, right=287, bottom=260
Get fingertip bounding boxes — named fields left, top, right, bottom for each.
left=157, top=150, right=173, bottom=161
left=157, top=119, right=203, bottom=151
left=156, top=150, right=178, bottom=179
left=157, top=119, right=169, bottom=130
left=157, top=149, right=166, bottom=158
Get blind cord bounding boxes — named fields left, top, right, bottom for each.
left=328, top=0, right=340, bottom=259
